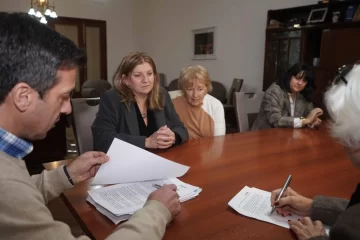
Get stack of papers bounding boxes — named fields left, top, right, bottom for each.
left=86, top=138, right=198, bottom=224
left=228, top=186, right=329, bottom=233
left=87, top=178, right=202, bottom=224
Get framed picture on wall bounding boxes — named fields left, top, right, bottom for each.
left=307, top=8, right=328, bottom=23
left=192, top=27, right=216, bottom=60
left=353, top=5, right=360, bottom=21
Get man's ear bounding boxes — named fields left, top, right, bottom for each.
left=11, top=83, right=37, bottom=112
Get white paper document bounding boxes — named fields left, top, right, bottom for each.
left=92, top=138, right=190, bottom=185
left=229, top=186, right=329, bottom=234
left=87, top=178, right=202, bottom=223
left=87, top=196, right=132, bottom=224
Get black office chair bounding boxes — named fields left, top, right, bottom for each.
left=208, top=81, right=226, bottom=103
left=167, top=78, right=179, bottom=91
left=81, top=80, right=111, bottom=98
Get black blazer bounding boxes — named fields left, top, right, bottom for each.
left=92, top=87, right=189, bottom=152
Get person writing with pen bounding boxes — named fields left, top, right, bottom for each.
left=270, top=63, right=360, bottom=240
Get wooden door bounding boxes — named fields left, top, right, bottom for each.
left=48, top=17, right=107, bottom=97
left=83, top=21, right=107, bottom=84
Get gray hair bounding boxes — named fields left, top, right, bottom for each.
left=325, top=64, right=360, bottom=148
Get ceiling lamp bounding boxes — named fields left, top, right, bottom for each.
left=28, top=0, right=58, bottom=24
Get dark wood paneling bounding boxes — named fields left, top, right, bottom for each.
left=24, top=115, right=67, bottom=173
left=48, top=16, right=108, bottom=97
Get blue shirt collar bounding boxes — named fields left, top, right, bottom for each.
left=0, top=127, right=33, bottom=159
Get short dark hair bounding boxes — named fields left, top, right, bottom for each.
left=277, top=63, right=315, bottom=101
left=0, top=12, right=86, bottom=104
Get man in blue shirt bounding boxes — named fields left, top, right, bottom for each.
left=0, top=12, right=180, bottom=240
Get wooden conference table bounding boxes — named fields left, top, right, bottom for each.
left=61, top=127, right=359, bottom=240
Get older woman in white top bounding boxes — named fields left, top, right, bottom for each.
left=169, top=65, right=225, bottom=139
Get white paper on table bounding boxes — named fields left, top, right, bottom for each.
left=228, top=186, right=330, bottom=234
left=92, top=138, right=190, bottom=185
left=169, top=178, right=202, bottom=199
left=88, top=178, right=200, bottom=216
left=87, top=196, right=132, bottom=224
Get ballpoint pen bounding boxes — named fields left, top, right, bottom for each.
left=153, top=184, right=162, bottom=189
left=153, top=183, right=180, bottom=192
left=270, top=175, right=292, bottom=214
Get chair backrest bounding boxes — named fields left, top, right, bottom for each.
left=71, top=98, right=100, bottom=154
left=234, top=92, right=264, bottom=132
left=168, top=90, right=183, bottom=99
left=209, top=81, right=226, bottom=103
left=167, top=78, right=179, bottom=91
left=81, top=80, right=111, bottom=98
left=227, top=78, right=243, bottom=105
left=158, top=73, right=166, bottom=87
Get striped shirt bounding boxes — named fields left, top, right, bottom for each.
left=0, top=127, right=33, bottom=159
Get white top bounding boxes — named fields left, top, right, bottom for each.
left=288, top=94, right=302, bottom=128
left=169, top=90, right=226, bottom=137
left=202, top=94, right=226, bottom=136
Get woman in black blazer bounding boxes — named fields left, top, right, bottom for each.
left=92, top=52, right=189, bottom=152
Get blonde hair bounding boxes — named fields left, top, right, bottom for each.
left=113, top=52, right=163, bottom=110
left=178, top=65, right=213, bottom=94
left=325, top=64, right=360, bottom=148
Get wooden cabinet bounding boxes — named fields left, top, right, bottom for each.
left=263, top=1, right=360, bottom=117
left=263, top=30, right=303, bottom=91
left=314, top=27, right=360, bottom=116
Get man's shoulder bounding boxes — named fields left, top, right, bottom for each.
left=0, top=152, right=30, bottom=182
left=0, top=152, right=41, bottom=202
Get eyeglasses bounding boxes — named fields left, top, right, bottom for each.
left=333, top=61, right=360, bottom=85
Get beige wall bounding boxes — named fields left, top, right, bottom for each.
left=0, top=0, right=318, bottom=91
left=0, top=0, right=134, bottom=83
left=133, top=0, right=317, bottom=92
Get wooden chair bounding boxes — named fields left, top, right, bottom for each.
left=226, top=78, right=243, bottom=106
left=234, top=92, right=264, bottom=132
left=223, top=78, right=243, bottom=133
left=71, top=98, right=100, bottom=154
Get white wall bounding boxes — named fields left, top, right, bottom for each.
left=0, top=0, right=134, bottom=82
left=133, top=0, right=316, bottom=92
left=0, top=0, right=318, bottom=90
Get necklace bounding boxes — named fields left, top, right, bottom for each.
left=136, top=101, right=147, bottom=118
